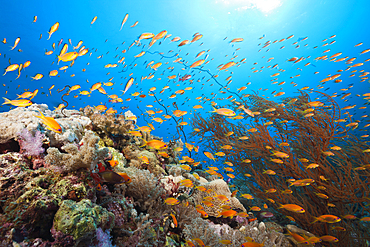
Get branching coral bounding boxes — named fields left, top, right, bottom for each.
left=45, top=130, right=109, bottom=171
left=191, top=91, right=370, bottom=246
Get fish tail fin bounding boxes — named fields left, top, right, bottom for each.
left=2, top=97, right=11, bottom=105
left=310, top=218, right=318, bottom=224
left=34, top=109, right=44, bottom=119
left=208, top=106, right=216, bottom=114
left=139, top=138, right=147, bottom=147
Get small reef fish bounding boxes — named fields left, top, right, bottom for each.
left=2, top=98, right=32, bottom=107
left=278, top=204, right=305, bottom=213
left=211, top=107, right=236, bottom=117
left=99, top=171, right=131, bottom=184
left=164, top=197, right=179, bottom=205
left=35, top=110, right=62, bottom=133
left=141, top=139, right=168, bottom=150
left=312, top=215, right=341, bottom=224
left=48, top=22, right=59, bottom=40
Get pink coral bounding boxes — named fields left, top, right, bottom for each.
left=18, top=128, right=45, bottom=156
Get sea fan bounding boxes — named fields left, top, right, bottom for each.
left=17, top=128, right=45, bottom=156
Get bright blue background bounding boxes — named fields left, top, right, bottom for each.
left=0, top=0, right=369, bottom=165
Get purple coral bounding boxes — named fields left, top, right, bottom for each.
left=96, top=227, right=114, bottom=247
left=18, top=128, right=45, bottom=156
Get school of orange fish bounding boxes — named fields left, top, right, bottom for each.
left=1, top=14, right=370, bottom=246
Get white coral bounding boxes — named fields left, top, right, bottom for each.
left=0, top=104, right=91, bottom=146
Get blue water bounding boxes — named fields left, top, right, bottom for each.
left=1, top=0, right=369, bottom=161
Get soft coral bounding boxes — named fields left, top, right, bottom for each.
left=17, top=128, right=45, bottom=156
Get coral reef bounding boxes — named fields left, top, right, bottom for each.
left=80, top=106, right=133, bottom=149
left=0, top=105, right=295, bottom=247
left=184, top=218, right=290, bottom=247
left=53, top=199, right=114, bottom=244
left=17, top=128, right=45, bottom=156
left=0, top=104, right=90, bottom=148
left=191, top=91, right=370, bottom=245
left=45, top=130, right=109, bottom=171
left=191, top=179, right=246, bottom=217
left=124, top=167, right=166, bottom=212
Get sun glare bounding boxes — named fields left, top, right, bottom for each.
left=220, top=0, right=282, bottom=13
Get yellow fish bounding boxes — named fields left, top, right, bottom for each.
left=3, top=64, right=19, bottom=76
left=141, top=139, right=168, bottom=150
left=2, top=98, right=32, bottom=107
left=35, top=110, right=62, bottom=133
left=48, top=22, right=59, bottom=40
left=58, top=51, right=78, bottom=64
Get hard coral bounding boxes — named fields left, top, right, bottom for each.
left=53, top=199, right=115, bottom=244
left=191, top=179, right=246, bottom=217
left=81, top=106, right=132, bottom=149
left=0, top=104, right=90, bottom=147
left=183, top=217, right=221, bottom=247
left=45, top=130, right=109, bottom=171
left=0, top=153, right=60, bottom=241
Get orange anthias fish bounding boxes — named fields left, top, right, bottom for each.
left=204, top=151, right=216, bottom=161
left=48, top=22, right=59, bottom=40
left=214, top=194, right=230, bottom=202
left=312, top=215, right=341, bottom=224
left=2, top=98, right=32, bottom=107
left=218, top=209, right=238, bottom=218
left=320, top=235, right=339, bottom=243
left=141, top=139, right=168, bottom=150
left=286, top=229, right=309, bottom=245
left=241, top=238, right=265, bottom=247
left=35, top=110, right=62, bottom=133
left=121, top=77, right=134, bottom=95
left=211, top=107, right=236, bottom=117
left=278, top=204, right=305, bottom=213
left=58, top=51, right=78, bottom=64
left=164, top=197, right=179, bottom=205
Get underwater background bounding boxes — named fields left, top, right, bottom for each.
left=0, top=0, right=369, bottom=246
